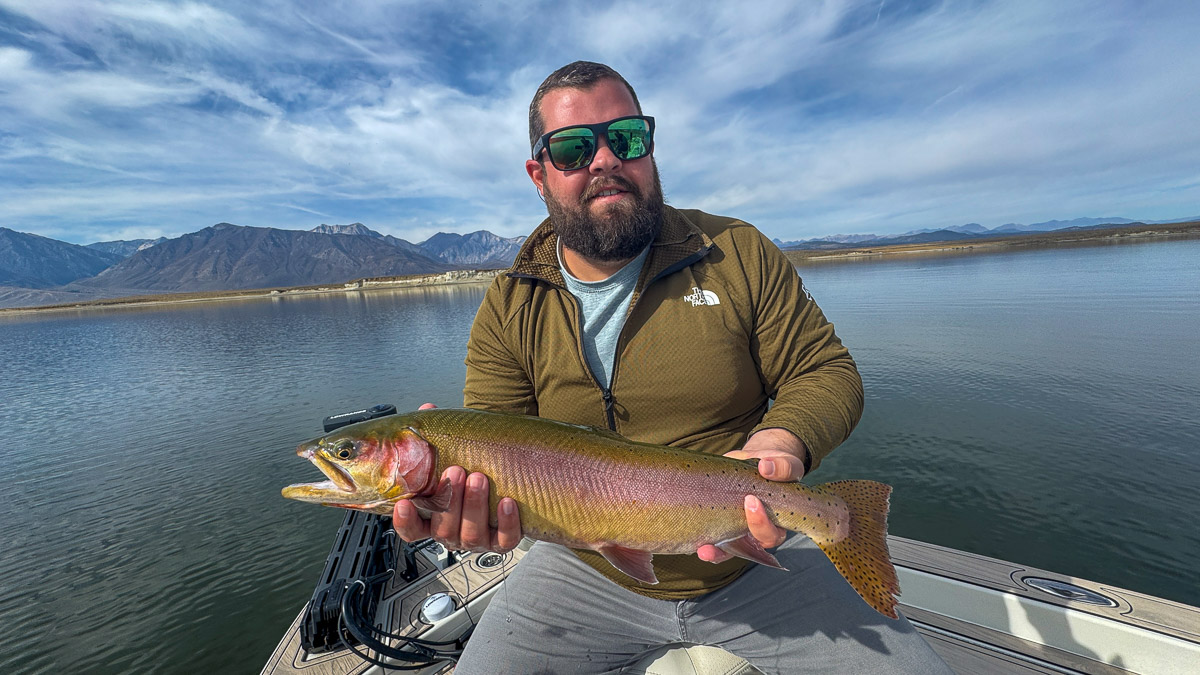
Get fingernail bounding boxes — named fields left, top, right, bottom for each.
left=501, top=500, right=515, bottom=516
left=468, top=473, right=486, bottom=489
left=761, top=459, right=776, bottom=478
left=745, top=495, right=759, bottom=512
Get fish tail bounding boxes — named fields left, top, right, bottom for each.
left=790, top=480, right=900, bottom=619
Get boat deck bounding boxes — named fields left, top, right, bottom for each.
left=892, top=537, right=1200, bottom=674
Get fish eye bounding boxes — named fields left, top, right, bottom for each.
left=334, top=441, right=355, bottom=460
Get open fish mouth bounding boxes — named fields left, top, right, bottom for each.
left=281, top=445, right=358, bottom=501
left=311, top=452, right=357, bottom=493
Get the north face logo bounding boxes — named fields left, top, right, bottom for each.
left=683, top=286, right=720, bottom=306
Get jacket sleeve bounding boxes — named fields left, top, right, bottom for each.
left=746, top=231, right=864, bottom=472
left=463, top=278, right=538, bottom=415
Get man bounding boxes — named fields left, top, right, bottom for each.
left=394, top=61, right=951, bottom=673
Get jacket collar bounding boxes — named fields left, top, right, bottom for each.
left=507, top=205, right=713, bottom=289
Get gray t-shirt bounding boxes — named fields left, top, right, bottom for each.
left=559, top=244, right=651, bottom=389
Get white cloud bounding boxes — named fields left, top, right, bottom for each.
left=1, top=0, right=1199, bottom=244
left=0, top=0, right=258, bottom=50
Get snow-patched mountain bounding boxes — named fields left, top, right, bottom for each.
left=419, top=230, right=527, bottom=267
left=86, top=237, right=169, bottom=258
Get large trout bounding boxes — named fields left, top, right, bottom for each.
left=282, top=408, right=900, bottom=618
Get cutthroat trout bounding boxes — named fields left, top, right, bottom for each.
left=282, top=408, right=900, bottom=618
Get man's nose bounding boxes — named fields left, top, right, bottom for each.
left=588, top=136, right=622, bottom=174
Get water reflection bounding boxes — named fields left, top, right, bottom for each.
left=0, top=282, right=490, bottom=673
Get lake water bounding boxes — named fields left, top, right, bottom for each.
left=1, top=238, right=1197, bottom=673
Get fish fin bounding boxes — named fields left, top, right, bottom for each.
left=716, top=534, right=786, bottom=570
left=597, top=545, right=658, bottom=585
left=812, top=480, right=901, bottom=619
left=411, top=477, right=453, bottom=512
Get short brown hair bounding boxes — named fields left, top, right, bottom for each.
left=528, top=61, right=643, bottom=151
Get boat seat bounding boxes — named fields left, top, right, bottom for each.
left=625, top=644, right=761, bottom=675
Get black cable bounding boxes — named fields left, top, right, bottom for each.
left=333, top=536, right=485, bottom=670
left=359, top=541, right=475, bottom=649
left=341, top=574, right=469, bottom=649
left=340, top=581, right=441, bottom=662
left=341, top=638, right=444, bottom=672
left=339, top=580, right=465, bottom=668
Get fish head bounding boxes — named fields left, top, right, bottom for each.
left=281, top=418, right=436, bottom=514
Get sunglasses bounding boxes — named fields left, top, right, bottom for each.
left=532, top=115, right=655, bottom=171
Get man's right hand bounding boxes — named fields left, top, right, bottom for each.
left=392, top=403, right=523, bottom=553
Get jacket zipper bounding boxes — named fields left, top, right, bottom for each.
left=512, top=241, right=711, bottom=434
left=567, top=289, right=619, bottom=431
left=601, top=388, right=615, bottom=430
left=602, top=245, right=712, bottom=429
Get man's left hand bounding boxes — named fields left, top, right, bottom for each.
left=697, top=428, right=807, bottom=563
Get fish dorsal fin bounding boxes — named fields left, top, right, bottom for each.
left=411, top=476, right=452, bottom=512
left=597, top=545, right=658, bottom=585
left=716, top=534, right=785, bottom=569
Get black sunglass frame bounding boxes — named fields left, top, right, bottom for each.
left=531, top=115, right=655, bottom=171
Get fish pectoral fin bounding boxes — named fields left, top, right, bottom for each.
left=716, top=534, right=786, bottom=570
left=411, top=477, right=453, bottom=512
left=597, top=545, right=658, bottom=585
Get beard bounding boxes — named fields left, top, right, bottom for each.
left=543, top=161, right=665, bottom=262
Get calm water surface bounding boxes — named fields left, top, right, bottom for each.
left=1, top=239, right=1197, bottom=673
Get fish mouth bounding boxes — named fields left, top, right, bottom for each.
left=281, top=444, right=358, bottom=502
left=311, top=451, right=357, bottom=494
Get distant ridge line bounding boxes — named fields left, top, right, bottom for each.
left=782, top=220, right=1200, bottom=263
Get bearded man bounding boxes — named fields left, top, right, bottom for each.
left=394, top=61, right=951, bottom=674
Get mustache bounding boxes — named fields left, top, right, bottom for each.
left=582, top=176, right=640, bottom=202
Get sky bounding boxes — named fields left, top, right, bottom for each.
left=1, top=1, right=1198, bottom=246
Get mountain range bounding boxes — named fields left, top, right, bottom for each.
left=2, top=214, right=1194, bottom=309
left=0, top=223, right=526, bottom=308
left=0, top=228, right=123, bottom=288
left=771, top=216, right=1195, bottom=250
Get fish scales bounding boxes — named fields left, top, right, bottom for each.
left=415, top=408, right=821, bottom=551
left=282, top=407, right=901, bottom=618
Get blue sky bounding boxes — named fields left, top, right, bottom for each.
left=1, top=1, right=1198, bottom=245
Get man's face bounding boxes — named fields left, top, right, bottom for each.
left=527, top=78, right=664, bottom=262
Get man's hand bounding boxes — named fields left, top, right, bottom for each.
left=697, top=428, right=807, bottom=564
left=392, top=403, right=523, bottom=553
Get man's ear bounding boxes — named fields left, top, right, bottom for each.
left=526, top=159, right=545, bottom=195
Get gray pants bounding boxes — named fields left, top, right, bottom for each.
left=455, top=536, right=953, bottom=674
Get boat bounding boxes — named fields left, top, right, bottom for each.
left=261, top=515, right=1200, bottom=674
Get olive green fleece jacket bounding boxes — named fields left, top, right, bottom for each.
left=463, top=206, right=864, bottom=600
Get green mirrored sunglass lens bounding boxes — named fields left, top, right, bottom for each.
left=608, top=131, right=648, bottom=158
left=548, top=130, right=594, bottom=169
left=607, top=120, right=650, bottom=159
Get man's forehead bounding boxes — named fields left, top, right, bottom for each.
left=540, top=79, right=640, bottom=129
